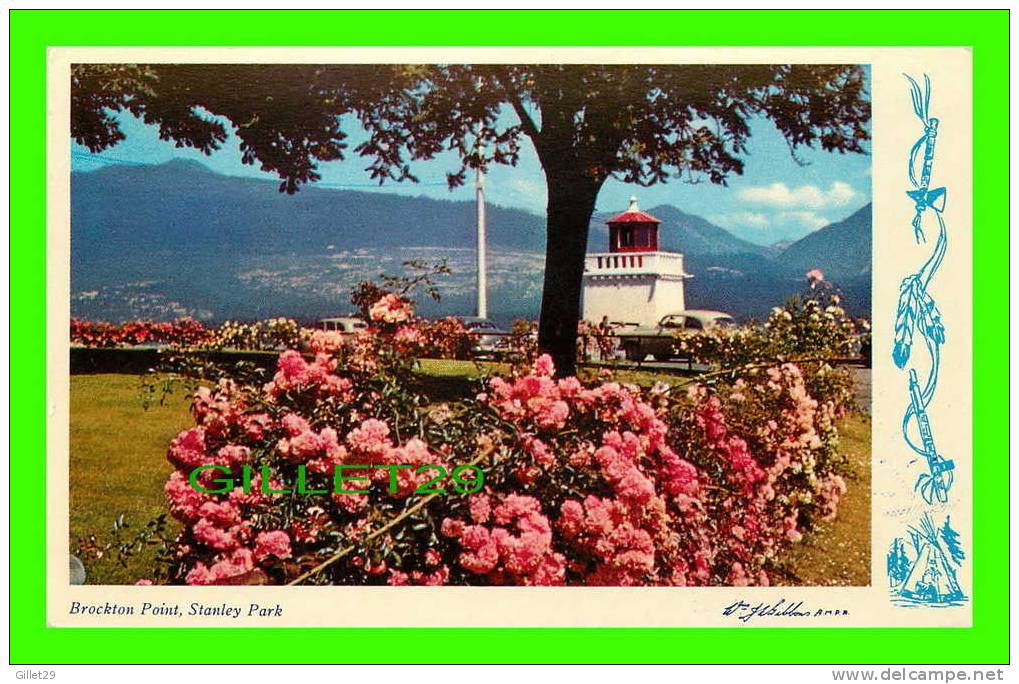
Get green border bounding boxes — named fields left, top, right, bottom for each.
left=10, top=9, right=1009, bottom=664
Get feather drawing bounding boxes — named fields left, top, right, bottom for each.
left=893, top=276, right=918, bottom=368
left=916, top=287, right=945, bottom=345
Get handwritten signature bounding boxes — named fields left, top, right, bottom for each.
left=722, top=598, right=849, bottom=623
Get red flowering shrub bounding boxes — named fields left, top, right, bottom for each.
left=150, top=296, right=853, bottom=587
left=71, top=318, right=212, bottom=348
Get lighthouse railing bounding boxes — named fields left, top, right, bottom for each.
left=585, top=251, right=687, bottom=277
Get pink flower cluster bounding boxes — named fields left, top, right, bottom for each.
left=340, top=419, right=445, bottom=501
left=559, top=495, right=661, bottom=585
left=265, top=350, right=353, bottom=401
left=368, top=294, right=414, bottom=324
left=277, top=413, right=346, bottom=473
left=184, top=531, right=295, bottom=586
left=485, top=371, right=571, bottom=431
left=392, top=325, right=425, bottom=353
left=306, top=329, right=348, bottom=355
left=442, top=494, right=566, bottom=585
left=817, top=473, right=848, bottom=521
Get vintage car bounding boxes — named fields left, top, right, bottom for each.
left=317, top=316, right=369, bottom=333
left=615, top=309, right=736, bottom=361
left=458, top=317, right=511, bottom=358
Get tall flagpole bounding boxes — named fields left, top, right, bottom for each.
left=476, top=153, right=488, bottom=320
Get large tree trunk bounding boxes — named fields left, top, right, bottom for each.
left=537, top=170, right=603, bottom=377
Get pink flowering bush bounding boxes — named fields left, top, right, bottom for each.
left=664, top=364, right=851, bottom=575
left=149, top=295, right=853, bottom=587
left=675, top=294, right=864, bottom=369
left=673, top=288, right=862, bottom=411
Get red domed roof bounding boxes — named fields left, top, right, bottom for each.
left=606, top=196, right=661, bottom=224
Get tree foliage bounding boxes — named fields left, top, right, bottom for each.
left=73, top=64, right=399, bottom=193
left=887, top=537, right=911, bottom=584
left=74, top=63, right=869, bottom=193
left=940, top=516, right=965, bottom=565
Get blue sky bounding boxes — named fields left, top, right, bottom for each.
left=72, top=89, right=871, bottom=246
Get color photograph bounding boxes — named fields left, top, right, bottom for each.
left=11, top=7, right=1008, bottom=674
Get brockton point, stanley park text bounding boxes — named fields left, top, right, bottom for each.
left=69, top=600, right=284, bottom=619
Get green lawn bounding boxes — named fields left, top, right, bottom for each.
left=416, top=358, right=508, bottom=377
left=69, top=374, right=192, bottom=584
left=416, top=358, right=701, bottom=390
left=70, top=367, right=870, bottom=585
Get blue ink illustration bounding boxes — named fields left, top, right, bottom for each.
left=888, top=74, right=967, bottom=609
left=887, top=514, right=966, bottom=607
left=893, top=74, right=954, bottom=505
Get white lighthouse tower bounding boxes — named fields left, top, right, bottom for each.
left=581, top=197, right=691, bottom=327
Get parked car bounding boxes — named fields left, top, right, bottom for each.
left=616, top=310, right=736, bottom=361
left=458, top=317, right=510, bottom=358
left=855, top=331, right=873, bottom=368
left=317, top=316, right=368, bottom=333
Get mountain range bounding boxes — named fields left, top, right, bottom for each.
left=71, top=159, right=871, bottom=324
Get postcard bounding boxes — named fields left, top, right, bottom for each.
left=46, top=45, right=972, bottom=628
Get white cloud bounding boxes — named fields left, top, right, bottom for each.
left=491, top=178, right=546, bottom=213
left=509, top=179, right=544, bottom=196
left=778, top=211, right=830, bottom=230
left=738, top=181, right=858, bottom=210
left=709, top=211, right=771, bottom=229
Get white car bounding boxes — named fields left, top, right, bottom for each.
left=458, top=317, right=510, bottom=358
left=317, top=316, right=368, bottom=333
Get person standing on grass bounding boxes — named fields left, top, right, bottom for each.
left=598, top=316, right=616, bottom=361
